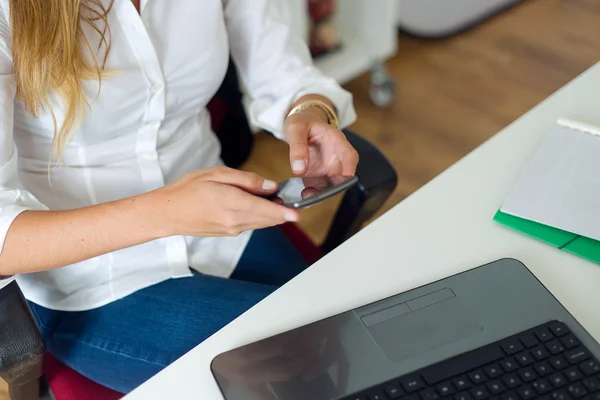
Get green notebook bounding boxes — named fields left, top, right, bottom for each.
left=494, top=210, right=600, bottom=265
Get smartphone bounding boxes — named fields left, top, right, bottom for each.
left=269, top=176, right=359, bottom=209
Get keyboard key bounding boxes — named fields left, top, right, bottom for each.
left=547, top=340, right=567, bottom=355
left=386, top=383, right=404, bottom=399
left=565, top=367, right=584, bottom=382
left=519, top=367, right=538, bottom=383
left=520, top=332, right=540, bottom=349
left=502, top=340, right=524, bottom=356
left=471, top=386, right=490, bottom=400
left=533, top=379, right=553, bottom=394
left=470, top=371, right=488, bottom=385
left=517, top=352, right=535, bottom=367
left=422, top=345, right=505, bottom=385
left=533, top=346, right=551, bottom=360
left=518, top=385, right=536, bottom=399
left=500, top=391, right=519, bottom=400
left=550, top=372, right=568, bottom=388
left=580, top=359, right=600, bottom=376
left=437, top=382, right=456, bottom=397
left=403, top=377, right=426, bottom=393
left=352, top=323, right=589, bottom=400
left=567, top=383, right=587, bottom=398
left=485, top=365, right=504, bottom=379
left=421, top=388, right=440, bottom=400
left=565, top=349, right=591, bottom=365
left=454, top=376, right=473, bottom=391
left=561, top=335, right=580, bottom=350
left=501, top=358, right=519, bottom=372
left=535, top=361, right=555, bottom=377
left=549, top=322, right=569, bottom=338
left=583, top=377, right=600, bottom=392
left=487, top=381, right=506, bottom=395
left=551, top=389, right=570, bottom=400
left=369, top=392, right=387, bottom=400
left=550, top=356, right=569, bottom=370
left=454, top=393, right=473, bottom=400
left=503, top=373, right=522, bottom=389
left=535, top=328, right=554, bottom=343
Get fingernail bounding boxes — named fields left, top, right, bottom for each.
left=262, top=179, right=277, bottom=190
left=293, top=160, right=306, bottom=172
left=286, top=211, right=299, bottom=222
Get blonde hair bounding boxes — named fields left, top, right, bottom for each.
left=9, top=0, right=113, bottom=157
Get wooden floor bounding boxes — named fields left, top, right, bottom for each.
left=1, top=0, right=599, bottom=397
left=245, top=0, right=600, bottom=244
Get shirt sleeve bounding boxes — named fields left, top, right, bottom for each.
left=222, top=0, right=357, bottom=139
left=0, top=6, right=48, bottom=289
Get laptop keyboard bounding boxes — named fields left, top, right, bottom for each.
left=347, top=321, right=600, bottom=400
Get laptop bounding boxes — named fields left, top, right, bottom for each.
left=211, top=258, right=600, bottom=400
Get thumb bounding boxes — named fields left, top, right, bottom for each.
left=207, top=168, right=278, bottom=195
left=286, top=123, right=310, bottom=175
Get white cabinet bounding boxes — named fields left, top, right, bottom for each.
left=289, top=0, right=398, bottom=84
left=243, top=0, right=399, bottom=128
left=396, top=0, right=521, bottom=38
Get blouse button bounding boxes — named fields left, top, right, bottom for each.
left=150, top=83, right=164, bottom=94
left=144, top=121, right=160, bottom=129
left=141, top=152, right=157, bottom=161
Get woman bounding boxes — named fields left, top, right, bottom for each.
left=0, top=0, right=358, bottom=393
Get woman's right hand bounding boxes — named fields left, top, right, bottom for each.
left=151, top=167, right=299, bottom=237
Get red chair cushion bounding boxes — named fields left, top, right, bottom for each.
left=279, top=222, right=324, bottom=265
left=44, top=352, right=124, bottom=400
left=206, top=97, right=228, bottom=131
left=44, top=223, right=322, bottom=400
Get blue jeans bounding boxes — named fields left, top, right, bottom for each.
left=28, top=227, right=308, bottom=394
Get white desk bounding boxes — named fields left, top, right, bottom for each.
left=125, top=62, right=600, bottom=400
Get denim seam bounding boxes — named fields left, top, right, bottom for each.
left=54, top=333, right=169, bottom=367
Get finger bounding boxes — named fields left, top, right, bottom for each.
left=313, top=126, right=359, bottom=176
left=233, top=192, right=300, bottom=224
left=285, top=121, right=310, bottom=175
left=232, top=206, right=300, bottom=233
left=301, top=187, right=319, bottom=200
left=302, top=177, right=330, bottom=191
left=327, top=157, right=343, bottom=176
left=338, top=141, right=359, bottom=176
left=208, top=168, right=278, bottom=195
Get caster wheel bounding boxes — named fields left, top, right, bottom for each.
left=370, top=62, right=395, bottom=108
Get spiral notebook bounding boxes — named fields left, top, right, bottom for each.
left=494, top=118, right=600, bottom=264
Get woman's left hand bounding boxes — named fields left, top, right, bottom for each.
left=283, top=104, right=359, bottom=177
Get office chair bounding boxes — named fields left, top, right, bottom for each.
left=0, top=61, right=397, bottom=400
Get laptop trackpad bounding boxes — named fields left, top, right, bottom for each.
left=366, top=296, right=482, bottom=362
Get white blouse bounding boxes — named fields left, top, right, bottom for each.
left=0, top=0, right=355, bottom=310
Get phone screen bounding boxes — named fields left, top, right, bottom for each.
left=271, top=176, right=358, bottom=209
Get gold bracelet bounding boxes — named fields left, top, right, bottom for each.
left=287, top=100, right=340, bottom=130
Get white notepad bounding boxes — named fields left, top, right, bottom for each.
left=500, top=119, right=600, bottom=242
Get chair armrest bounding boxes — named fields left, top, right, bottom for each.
left=0, top=281, right=45, bottom=399
left=210, top=59, right=254, bottom=169
left=321, top=129, right=398, bottom=253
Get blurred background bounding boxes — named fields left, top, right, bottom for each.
left=1, top=0, right=600, bottom=397
left=244, top=0, right=600, bottom=244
